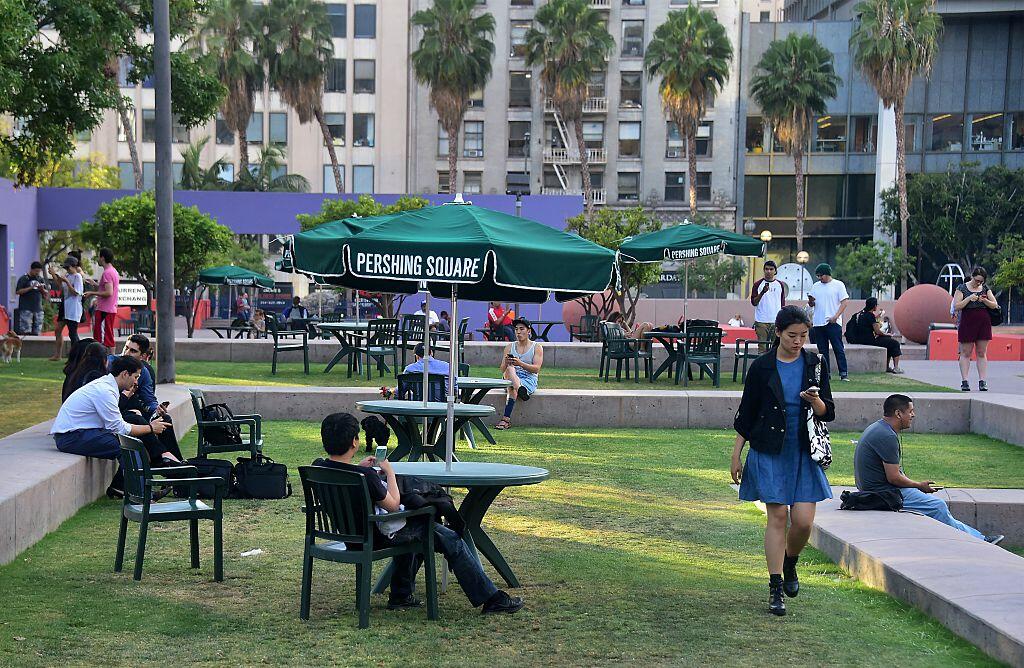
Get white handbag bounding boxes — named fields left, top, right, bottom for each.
left=806, top=354, right=832, bottom=470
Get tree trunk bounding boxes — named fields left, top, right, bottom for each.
left=238, top=128, right=250, bottom=180
left=687, top=128, right=698, bottom=214
left=446, top=120, right=459, bottom=194
left=187, top=284, right=202, bottom=338
left=794, top=146, right=805, bottom=252
left=894, top=100, right=910, bottom=294
left=315, top=108, right=344, bottom=193
left=574, top=116, right=593, bottom=220
left=117, top=97, right=143, bottom=190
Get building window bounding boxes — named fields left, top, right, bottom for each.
left=583, top=121, right=604, bottom=148
left=323, top=165, right=344, bottom=193
left=509, top=71, right=531, bottom=107
left=546, top=122, right=565, bottom=149
left=218, top=163, right=234, bottom=183
left=269, top=113, right=287, bottom=145
left=590, top=171, right=605, bottom=189
left=437, top=122, right=449, bottom=157
left=353, top=113, right=374, bottom=147
left=618, top=172, right=640, bottom=201
left=118, top=162, right=134, bottom=189
left=171, top=116, right=189, bottom=144
left=759, top=10, right=770, bottom=21
left=438, top=170, right=450, bottom=193
left=666, top=122, right=683, bottom=158
left=623, top=0, right=645, bottom=5
left=142, top=162, right=156, bottom=190
left=508, top=121, right=530, bottom=158
left=620, top=71, right=642, bottom=108
left=850, top=115, right=877, bottom=153
left=588, top=70, right=606, bottom=98
left=468, top=88, right=484, bottom=108
left=354, top=4, right=375, bottom=38
left=542, top=170, right=561, bottom=190
left=665, top=172, right=686, bottom=202
left=969, top=113, right=1004, bottom=151
left=903, top=114, right=921, bottom=153
left=464, top=121, right=484, bottom=157
left=846, top=173, right=875, bottom=218
left=927, top=113, right=965, bottom=152
left=326, top=4, right=346, bottom=38
left=142, top=109, right=156, bottom=142
left=247, top=112, right=263, bottom=144
left=353, top=165, right=374, bottom=193
left=353, top=60, right=375, bottom=94
left=622, top=21, right=644, bottom=57
left=813, top=115, right=846, bottom=153
left=744, top=176, right=768, bottom=218
left=325, top=59, right=346, bottom=93
left=117, top=57, right=133, bottom=87
left=618, top=121, right=641, bottom=157
left=325, top=113, right=345, bottom=146
left=118, top=111, right=136, bottom=143
left=1012, top=113, right=1024, bottom=151
left=510, top=20, right=530, bottom=58
left=216, top=114, right=234, bottom=145
left=696, top=172, right=711, bottom=203
left=511, top=0, right=533, bottom=5
left=696, top=121, right=712, bottom=157
left=746, top=116, right=765, bottom=153
left=506, top=171, right=529, bottom=195
left=463, top=172, right=482, bottom=194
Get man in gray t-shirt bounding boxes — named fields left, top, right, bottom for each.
left=15, top=261, right=48, bottom=335
left=853, top=395, right=1000, bottom=544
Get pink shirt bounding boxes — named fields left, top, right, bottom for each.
left=95, top=265, right=120, bottom=313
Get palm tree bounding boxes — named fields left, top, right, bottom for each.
left=525, top=0, right=613, bottom=219
left=411, top=0, right=495, bottom=194
left=191, top=0, right=263, bottom=177
left=263, top=0, right=342, bottom=193
left=644, top=6, right=732, bottom=215
left=749, top=33, right=840, bottom=252
left=230, top=145, right=310, bottom=192
left=851, top=0, right=942, bottom=292
left=178, top=137, right=229, bottom=190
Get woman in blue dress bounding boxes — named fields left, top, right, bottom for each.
left=731, top=306, right=834, bottom=616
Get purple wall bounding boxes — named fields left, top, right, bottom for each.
left=0, top=179, right=40, bottom=316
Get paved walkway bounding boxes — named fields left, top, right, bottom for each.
left=901, top=360, right=1024, bottom=394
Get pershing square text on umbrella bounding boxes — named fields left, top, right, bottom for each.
left=663, top=243, right=724, bottom=260
left=353, top=252, right=483, bottom=280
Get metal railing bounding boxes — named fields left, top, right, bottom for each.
left=542, top=147, right=607, bottom=164
left=540, top=187, right=607, bottom=205
left=543, top=97, right=608, bottom=114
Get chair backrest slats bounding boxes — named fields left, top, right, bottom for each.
left=368, top=318, right=399, bottom=347
left=397, top=372, right=446, bottom=402
left=685, top=326, right=724, bottom=355
left=117, top=435, right=152, bottom=503
left=299, top=466, right=373, bottom=545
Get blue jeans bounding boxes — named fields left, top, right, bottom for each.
left=53, top=428, right=120, bottom=459
left=813, top=322, right=848, bottom=377
left=388, top=519, right=499, bottom=607
left=900, top=488, right=985, bottom=540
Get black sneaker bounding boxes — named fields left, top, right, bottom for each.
left=961, top=381, right=971, bottom=392
left=985, top=534, right=1005, bottom=546
left=768, top=581, right=786, bottom=616
left=386, top=594, right=423, bottom=610
left=782, top=553, right=800, bottom=598
left=106, top=485, right=124, bottom=500
left=979, top=380, right=988, bottom=392
left=481, top=591, right=524, bottom=614
left=517, top=386, right=530, bottom=402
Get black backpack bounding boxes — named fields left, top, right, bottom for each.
left=397, top=475, right=465, bottom=536
left=172, top=457, right=234, bottom=499
left=839, top=489, right=903, bottom=511
left=234, top=455, right=292, bottom=499
left=201, top=403, right=243, bottom=446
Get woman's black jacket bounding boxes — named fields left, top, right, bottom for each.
left=733, top=348, right=836, bottom=455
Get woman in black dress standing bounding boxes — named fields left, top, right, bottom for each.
left=954, top=266, right=998, bottom=391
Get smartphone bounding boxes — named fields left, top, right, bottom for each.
left=374, top=444, right=387, bottom=464
left=805, top=386, right=820, bottom=396
left=160, top=401, right=170, bottom=408
left=931, top=485, right=945, bottom=491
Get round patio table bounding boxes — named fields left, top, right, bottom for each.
left=357, top=399, right=495, bottom=462
left=455, top=376, right=511, bottom=449
left=527, top=320, right=563, bottom=342
left=372, top=461, right=549, bottom=592
left=318, top=322, right=372, bottom=374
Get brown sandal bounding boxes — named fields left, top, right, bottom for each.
left=494, top=417, right=512, bottom=431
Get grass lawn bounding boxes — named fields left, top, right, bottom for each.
left=2, top=424, right=1021, bottom=666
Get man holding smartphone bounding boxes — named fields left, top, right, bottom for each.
left=853, top=394, right=1003, bottom=544
left=750, top=261, right=786, bottom=353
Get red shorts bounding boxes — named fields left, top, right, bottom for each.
left=958, top=307, right=992, bottom=344
left=93, top=310, right=117, bottom=348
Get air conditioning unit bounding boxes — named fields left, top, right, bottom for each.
left=464, top=149, right=483, bottom=158
left=666, top=149, right=682, bottom=158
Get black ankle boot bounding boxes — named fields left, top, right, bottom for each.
left=768, top=575, right=786, bottom=616
left=783, top=553, right=800, bottom=598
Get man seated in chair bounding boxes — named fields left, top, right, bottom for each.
left=314, top=413, right=524, bottom=614
left=283, top=296, right=315, bottom=334
left=402, top=343, right=454, bottom=397
left=51, top=355, right=177, bottom=498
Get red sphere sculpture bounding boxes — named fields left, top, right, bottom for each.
left=894, top=283, right=956, bottom=344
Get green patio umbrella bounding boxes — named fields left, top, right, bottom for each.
left=283, top=198, right=618, bottom=470
left=619, top=220, right=765, bottom=331
left=198, top=265, right=275, bottom=289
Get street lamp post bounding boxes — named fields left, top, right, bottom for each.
left=796, top=250, right=810, bottom=302
left=743, top=219, right=756, bottom=296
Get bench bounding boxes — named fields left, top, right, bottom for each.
left=0, top=385, right=196, bottom=565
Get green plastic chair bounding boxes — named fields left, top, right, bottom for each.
left=352, top=318, right=399, bottom=379
left=733, top=338, right=773, bottom=383
left=115, top=435, right=227, bottom=581
left=399, top=314, right=427, bottom=369
left=266, top=312, right=309, bottom=375
left=298, top=465, right=438, bottom=629
left=599, top=322, right=651, bottom=383
left=189, top=389, right=262, bottom=458
left=677, top=326, right=725, bottom=387
left=569, top=314, right=599, bottom=342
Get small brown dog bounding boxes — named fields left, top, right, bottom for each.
left=2, top=331, right=23, bottom=363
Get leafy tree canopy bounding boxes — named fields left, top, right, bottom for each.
left=208, top=239, right=268, bottom=276
left=684, top=257, right=747, bottom=299
left=834, top=240, right=914, bottom=296
left=297, top=194, right=430, bottom=231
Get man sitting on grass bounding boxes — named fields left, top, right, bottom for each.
left=853, top=394, right=1003, bottom=545
left=51, top=355, right=177, bottom=498
left=314, top=413, right=524, bottom=614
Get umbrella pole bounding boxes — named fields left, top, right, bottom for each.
left=422, top=289, right=430, bottom=453
left=445, top=285, right=458, bottom=471
left=683, top=262, right=689, bottom=336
